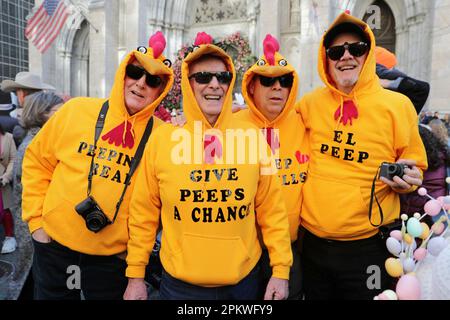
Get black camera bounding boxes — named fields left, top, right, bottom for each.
left=379, top=162, right=408, bottom=181
left=75, top=196, right=111, bottom=233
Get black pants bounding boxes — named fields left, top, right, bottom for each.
left=32, top=239, right=127, bottom=300
left=299, top=228, right=392, bottom=300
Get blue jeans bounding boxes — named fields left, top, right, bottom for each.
left=160, top=263, right=261, bottom=300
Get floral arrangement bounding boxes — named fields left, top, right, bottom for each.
left=160, top=32, right=256, bottom=111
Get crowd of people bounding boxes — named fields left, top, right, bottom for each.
left=0, top=11, right=447, bottom=301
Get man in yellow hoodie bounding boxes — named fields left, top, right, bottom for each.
left=296, top=12, right=427, bottom=299
left=21, top=32, right=174, bottom=300
left=124, top=32, right=292, bottom=300
left=235, top=34, right=308, bottom=299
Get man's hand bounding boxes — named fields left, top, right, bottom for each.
left=123, top=278, right=148, bottom=300
left=380, top=159, right=422, bottom=191
left=379, top=79, right=391, bottom=89
left=264, top=277, right=289, bottom=300
left=32, top=228, right=52, bottom=243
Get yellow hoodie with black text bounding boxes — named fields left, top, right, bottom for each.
left=295, top=13, right=427, bottom=240
left=235, top=34, right=309, bottom=242
left=126, top=32, right=292, bottom=285
left=22, top=32, right=174, bottom=255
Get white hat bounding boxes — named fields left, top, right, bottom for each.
left=0, top=72, right=55, bottom=93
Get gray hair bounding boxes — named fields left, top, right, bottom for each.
left=21, top=91, right=63, bottom=129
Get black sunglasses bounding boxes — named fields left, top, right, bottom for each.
left=326, top=41, right=369, bottom=61
left=125, top=64, right=162, bottom=88
left=188, top=72, right=233, bottom=85
left=259, top=74, right=294, bottom=88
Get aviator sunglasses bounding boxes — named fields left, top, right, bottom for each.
left=326, top=41, right=369, bottom=61
left=188, top=71, right=233, bottom=85
left=258, top=74, right=294, bottom=88
left=125, top=64, right=162, bottom=88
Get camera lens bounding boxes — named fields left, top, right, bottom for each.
left=387, top=164, right=403, bottom=177
left=86, top=211, right=107, bottom=233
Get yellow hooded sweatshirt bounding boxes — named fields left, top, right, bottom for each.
left=235, top=34, right=309, bottom=242
left=22, top=32, right=174, bottom=255
left=126, top=32, right=292, bottom=285
left=295, top=13, right=427, bottom=240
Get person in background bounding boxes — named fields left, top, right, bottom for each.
left=375, top=46, right=430, bottom=115
left=10, top=92, right=63, bottom=294
left=0, top=123, right=17, bottom=254
left=0, top=90, right=19, bottom=134
left=1, top=72, right=55, bottom=146
left=400, top=125, right=450, bottom=225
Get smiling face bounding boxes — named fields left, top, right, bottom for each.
left=123, top=60, right=164, bottom=115
left=327, top=33, right=368, bottom=94
left=189, top=56, right=230, bottom=126
left=248, top=75, right=291, bottom=122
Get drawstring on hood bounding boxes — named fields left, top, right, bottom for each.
left=181, top=32, right=236, bottom=165
left=319, top=12, right=381, bottom=128
left=103, top=31, right=174, bottom=149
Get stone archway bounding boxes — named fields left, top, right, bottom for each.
left=362, top=0, right=396, bottom=53
left=70, top=20, right=90, bottom=97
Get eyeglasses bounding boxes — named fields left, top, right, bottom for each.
left=125, top=64, right=163, bottom=88
left=326, top=42, right=369, bottom=61
left=188, top=72, right=233, bottom=85
left=258, top=74, right=294, bottom=88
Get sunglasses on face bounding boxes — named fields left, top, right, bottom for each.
left=125, top=64, right=163, bottom=88
left=188, top=72, right=233, bottom=85
left=258, top=74, right=294, bottom=88
left=326, top=41, right=369, bottom=61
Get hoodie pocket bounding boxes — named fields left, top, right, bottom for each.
left=172, top=233, right=251, bottom=286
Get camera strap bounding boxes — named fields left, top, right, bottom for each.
left=112, top=116, right=154, bottom=223
left=368, top=167, right=384, bottom=227
left=87, top=100, right=154, bottom=223
left=87, top=101, right=109, bottom=197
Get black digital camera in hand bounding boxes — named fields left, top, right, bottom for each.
left=75, top=196, right=111, bottom=233
left=378, top=162, right=409, bottom=181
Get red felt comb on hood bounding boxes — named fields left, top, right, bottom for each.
left=263, top=34, right=280, bottom=66
left=149, top=31, right=166, bottom=59
left=194, top=32, right=213, bottom=46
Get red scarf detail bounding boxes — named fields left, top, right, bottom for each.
left=334, top=100, right=358, bottom=125
left=204, top=135, right=222, bottom=164
left=101, top=121, right=135, bottom=149
left=264, top=127, right=280, bottom=154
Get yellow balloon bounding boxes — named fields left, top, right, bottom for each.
left=385, top=258, right=403, bottom=277
left=419, top=223, right=430, bottom=239
left=404, top=234, right=413, bottom=244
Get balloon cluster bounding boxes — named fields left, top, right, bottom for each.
left=374, top=182, right=450, bottom=300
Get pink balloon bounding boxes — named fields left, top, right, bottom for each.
left=396, top=274, right=421, bottom=300
left=418, top=188, right=427, bottom=196
left=413, top=247, right=427, bottom=261
left=437, top=196, right=445, bottom=205
left=424, top=200, right=442, bottom=217
left=390, top=230, right=403, bottom=241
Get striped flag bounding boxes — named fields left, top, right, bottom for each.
left=25, top=0, right=71, bottom=54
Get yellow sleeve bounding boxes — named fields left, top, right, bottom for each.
left=126, top=137, right=161, bottom=278
left=21, top=109, right=62, bottom=233
left=254, top=166, right=292, bottom=280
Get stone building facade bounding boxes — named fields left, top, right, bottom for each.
left=28, top=0, right=450, bottom=111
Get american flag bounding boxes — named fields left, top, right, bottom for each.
left=25, top=0, right=71, bottom=54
